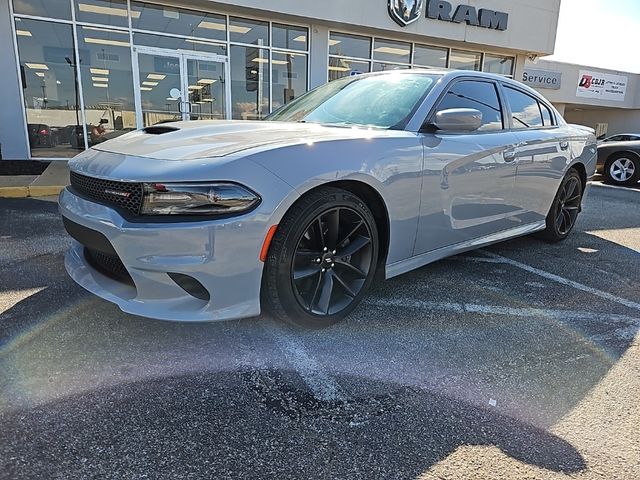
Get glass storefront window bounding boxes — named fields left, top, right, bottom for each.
left=272, top=24, right=308, bottom=51
left=15, top=18, right=82, bottom=158
left=272, top=52, right=307, bottom=111
left=229, top=17, right=269, bottom=46
left=372, top=63, right=410, bottom=72
left=483, top=54, right=515, bottom=76
left=449, top=50, right=482, bottom=71
left=76, top=26, right=136, bottom=145
left=329, top=33, right=371, bottom=59
left=134, top=33, right=226, bottom=55
left=131, top=2, right=227, bottom=43
left=75, top=0, right=130, bottom=28
left=414, top=44, right=448, bottom=68
left=328, top=57, right=370, bottom=81
left=373, top=38, right=411, bottom=64
left=230, top=45, right=269, bottom=120
left=13, top=0, right=71, bottom=20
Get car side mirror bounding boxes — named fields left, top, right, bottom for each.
left=427, top=108, right=483, bottom=132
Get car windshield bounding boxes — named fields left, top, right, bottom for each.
left=266, top=73, right=439, bottom=129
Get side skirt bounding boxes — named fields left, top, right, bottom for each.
left=385, top=221, right=546, bottom=279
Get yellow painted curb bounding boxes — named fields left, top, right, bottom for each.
left=28, top=185, right=66, bottom=197
left=0, top=186, right=29, bottom=198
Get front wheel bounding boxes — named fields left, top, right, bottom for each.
left=539, top=169, right=583, bottom=243
left=262, top=187, right=379, bottom=328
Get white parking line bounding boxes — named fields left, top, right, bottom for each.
left=481, top=251, right=640, bottom=312
left=365, top=298, right=640, bottom=324
left=263, top=322, right=349, bottom=403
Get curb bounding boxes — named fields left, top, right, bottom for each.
left=0, top=185, right=65, bottom=198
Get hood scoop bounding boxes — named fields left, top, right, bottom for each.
left=143, top=125, right=180, bottom=135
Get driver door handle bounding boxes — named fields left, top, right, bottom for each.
left=559, top=140, right=570, bottom=150
left=503, top=148, right=518, bottom=162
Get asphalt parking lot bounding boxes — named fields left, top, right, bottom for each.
left=1, top=182, right=639, bottom=480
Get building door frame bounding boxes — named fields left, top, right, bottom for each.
left=132, top=45, right=231, bottom=128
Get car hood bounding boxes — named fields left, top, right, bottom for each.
left=91, top=120, right=392, bottom=160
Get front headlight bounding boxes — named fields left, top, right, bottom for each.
left=141, top=182, right=261, bottom=216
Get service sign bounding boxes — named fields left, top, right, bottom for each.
left=576, top=70, right=628, bottom=101
left=521, top=68, right=562, bottom=90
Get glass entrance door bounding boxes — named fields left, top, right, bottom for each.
left=133, top=47, right=230, bottom=128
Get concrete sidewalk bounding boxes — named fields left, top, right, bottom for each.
left=0, top=161, right=69, bottom=198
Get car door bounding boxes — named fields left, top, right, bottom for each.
left=414, top=78, right=524, bottom=255
left=502, top=85, right=571, bottom=222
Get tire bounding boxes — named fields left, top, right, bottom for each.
left=262, top=187, right=379, bottom=328
left=603, top=153, right=640, bottom=186
left=539, top=168, right=583, bottom=243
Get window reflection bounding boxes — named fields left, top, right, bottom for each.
left=372, top=63, right=410, bottom=72
left=131, top=2, right=227, bottom=43
left=272, top=52, right=307, bottom=111
left=373, top=38, right=411, bottom=64
left=15, top=19, right=82, bottom=158
left=230, top=45, right=269, bottom=120
left=483, top=54, right=514, bottom=76
left=449, top=50, right=482, bottom=71
left=229, top=17, right=269, bottom=46
left=75, top=0, right=130, bottom=28
left=272, top=24, right=308, bottom=51
left=13, top=0, right=71, bottom=19
left=329, top=33, right=371, bottom=59
left=77, top=26, right=136, bottom=145
left=134, top=33, right=226, bottom=55
left=414, top=44, right=448, bottom=68
left=328, top=57, right=370, bottom=81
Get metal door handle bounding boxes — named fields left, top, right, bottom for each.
left=559, top=141, right=569, bottom=150
left=503, top=149, right=517, bottom=162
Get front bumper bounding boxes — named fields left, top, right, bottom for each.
left=59, top=187, right=268, bottom=322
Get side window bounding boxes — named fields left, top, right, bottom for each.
left=504, top=86, right=543, bottom=129
left=541, top=102, right=555, bottom=126
left=606, top=136, right=622, bottom=142
left=435, top=80, right=503, bottom=132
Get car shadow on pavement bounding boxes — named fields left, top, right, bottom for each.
left=0, top=367, right=586, bottom=479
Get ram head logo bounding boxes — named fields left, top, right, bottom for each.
left=388, top=0, right=424, bottom=26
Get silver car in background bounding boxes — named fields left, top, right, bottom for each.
left=59, top=70, right=597, bottom=327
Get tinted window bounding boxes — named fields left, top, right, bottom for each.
left=436, top=80, right=503, bottom=131
left=604, top=136, right=622, bottom=142
left=541, top=102, right=554, bottom=126
left=504, top=87, right=543, bottom=129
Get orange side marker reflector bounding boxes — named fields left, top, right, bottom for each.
left=260, top=225, right=278, bottom=262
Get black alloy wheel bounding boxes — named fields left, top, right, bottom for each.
left=539, top=168, right=583, bottom=242
left=263, top=187, right=379, bottom=328
left=292, top=207, right=373, bottom=316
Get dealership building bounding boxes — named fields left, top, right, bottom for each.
left=1, top=0, right=639, bottom=160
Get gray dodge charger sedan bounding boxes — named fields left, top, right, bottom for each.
left=59, top=70, right=597, bottom=327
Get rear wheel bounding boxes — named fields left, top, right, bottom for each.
left=604, top=154, right=640, bottom=186
left=262, top=187, right=378, bottom=328
left=539, top=169, right=583, bottom=243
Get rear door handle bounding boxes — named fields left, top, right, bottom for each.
left=559, top=141, right=570, bottom=150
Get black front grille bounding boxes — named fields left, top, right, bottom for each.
left=70, top=171, right=143, bottom=216
left=84, top=248, right=134, bottom=285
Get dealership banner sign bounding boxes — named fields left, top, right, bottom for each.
left=576, top=70, right=628, bottom=101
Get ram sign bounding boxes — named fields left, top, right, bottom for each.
left=576, top=70, right=628, bottom=102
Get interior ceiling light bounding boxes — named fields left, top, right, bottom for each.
left=329, top=39, right=341, bottom=46
left=56, top=80, right=62, bottom=85
left=84, top=37, right=130, bottom=48
left=16, top=30, right=32, bottom=37
left=35, top=72, right=45, bottom=77
left=188, top=85, right=203, bottom=90
left=198, top=21, right=227, bottom=32
left=90, top=68, right=109, bottom=75
left=147, top=74, right=166, bottom=80
left=93, top=83, right=108, bottom=88
left=272, top=60, right=289, bottom=65
left=78, top=3, right=140, bottom=18
left=293, top=35, right=307, bottom=42
left=374, top=47, right=410, bottom=56
left=140, top=87, right=153, bottom=91
left=25, top=63, right=48, bottom=70
left=228, top=25, right=252, bottom=34
left=92, top=77, right=109, bottom=82
left=143, top=81, right=159, bottom=86
left=252, top=58, right=268, bottom=64
left=197, top=79, right=216, bottom=84
left=328, top=66, right=350, bottom=72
